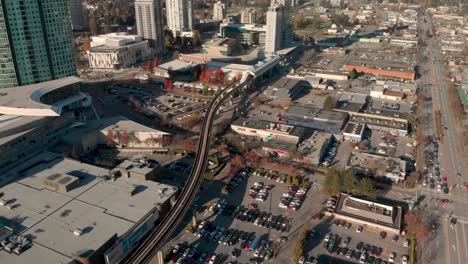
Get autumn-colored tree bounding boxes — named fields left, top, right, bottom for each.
left=164, top=79, right=173, bottom=89
left=217, top=143, right=229, bottom=157
left=162, top=136, right=172, bottom=146
left=183, top=138, right=196, bottom=152
left=106, top=130, right=116, bottom=147
left=244, top=149, right=260, bottom=165
left=214, top=68, right=225, bottom=84
left=405, top=210, right=431, bottom=242
left=230, top=155, right=245, bottom=170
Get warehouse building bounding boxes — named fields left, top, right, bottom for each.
left=346, top=152, right=407, bottom=182
left=280, top=105, right=349, bottom=134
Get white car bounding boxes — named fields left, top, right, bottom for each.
left=356, top=226, right=363, bottom=233
left=402, top=255, right=408, bottom=264
left=324, top=233, right=332, bottom=242
left=404, top=238, right=410, bottom=247
left=389, top=252, right=396, bottom=263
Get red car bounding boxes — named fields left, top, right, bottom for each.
left=440, top=199, right=449, bottom=204
left=248, top=203, right=258, bottom=209
left=312, top=213, right=323, bottom=220
left=442, top=177, right=448, bottom=183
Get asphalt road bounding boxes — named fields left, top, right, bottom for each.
left=417, top=13, right=467, bottom=264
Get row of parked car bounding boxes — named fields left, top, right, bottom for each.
left=252, top=170, right=289, bottom=184
left=234, top=206, right=291, bottom=232
left=224, top=170, right=248, bottom=193
left=278, top=185, right=309, bottom=211
left=167, top=243, right=219, bottom=264
left=248, top=182, right=272, bottom=202
left=193, top=220, right=257, bottom=248
left=321, top=139, right=340, bottom=167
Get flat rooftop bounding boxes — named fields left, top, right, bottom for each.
left=335, top=193, right=402, bottom=231
left=343, top=122, right=365, bottom=135
left=350, top=114, right=408, bottom=131
left=0, top=152, right=177, bottom=263
left=232, top=117, right=304, bottom=138
left=298, top=131, right=333, bottom=161
left=346, top=152, right=406, bottom=177
left=283, top=105, right=349, bottom=123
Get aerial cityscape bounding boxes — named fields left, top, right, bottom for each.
left=0, top=0, right=466, bottom=264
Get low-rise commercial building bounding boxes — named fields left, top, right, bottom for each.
left=297, top=131, right=334, bottom=165
left=370, top=87, right=405, bottom=101
left=346, top=152, right=407, bottom=182
left=263, top=77, right=310, bottom=103
left=202, top=38, right=241, bottom=56
left=231, top=117, right=304, bottom=144
left=280, top=105, right=349, bottom=134
left=111, top=157, right=161, bottom=182
left=0, top=153, right=178, bottom=264
left=342, top=122, right=365, bottom=142
left=350, top=114, right=408, bottom=136
left=334, top=193, right=403, bottom=234
left=88, top=33, right=152, bottom=69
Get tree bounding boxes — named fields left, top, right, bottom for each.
left=323, top=95, right=335, bottom=110
left=356, top=177, right=377, bottom=199
left=324, top=168, right=343, bottom=195
left=312, top=18, right=321, bottom=29
left=217, top=143, right=229, bottom=157
left=348, top=68, right=358, bottom=79
left=230, top=155, right=245, bottom=170
left=244, top=149, right=260, bottom=165
left=202, top=86, right=209, bottom=96
left=343, top=170, right=358, bottom=194
left=192, top=30, right=202, bottom=46
left=106, top=130, right=116, bottom=147
left=183, top=138, right=196, bottom=152
left=292, top=13, right=306, bottom=29
left=214, top=68, right=225, bottom=84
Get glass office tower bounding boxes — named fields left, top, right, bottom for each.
left=0, top=0, right=76, bottom=88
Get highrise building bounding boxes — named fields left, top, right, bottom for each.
left=241, top=8, right=257, bottom=24
left=69, top=0, right=88, bottom=31
left=166, top=0, right=193, bottom=36
left=212, top=1, right=226, bottom=21
left=0, top=0, right=77, bottom=89
left=265, top=4, right=283, bottom=53
left=269, top=0, right=292, bottom=48
left=135, top=0, right=165, bottom=53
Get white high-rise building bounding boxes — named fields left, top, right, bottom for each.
left=265, top=4, right=284, bottom=53
left=212, top=1, right=226, bottom=21
left=135, top=0, right=165, bottom=53
left=270, top=0, right=292, bottom=48
left=69, top=0, right=87, bottom=31
left=166, top=0, right=193, bottom=36
left=241, top=9, right=257, bottom=24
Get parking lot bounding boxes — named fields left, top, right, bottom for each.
left=165, top=169, right=327, bottom=263
left=299, top=215, right=411, bottom=264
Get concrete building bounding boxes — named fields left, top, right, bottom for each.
left=166, top=0, right=193, bottom=36
left=271, top=0, right=292, bottom=49
left=263, top=77, right=310, bottom=103
left=265, top=4, right=284, bottom=53
left=370, top=87, right=405, bottom=101
left=111, top=157, right=161, bottom=182
left=61, top=116, right=172, bottom=158
left=346, top=152, right=407, bottom=183
left=350, top=114, right=408, bottom=136
left=212, top=1, right=226, bottom=21
left=135, top=0, right=165, bottom=52
left=69, top=0, right=87, bottom=30
left=88, top=33, right=152, bottom=69
left=342, top=122, right=365, bottom=142
left=334, top=193, right=403, bottom=234
left=202, top=38, right=241, bottom=56
left=221, top=23, right=266, bottom=46
left=0, top=77, right=92, bottom=174
left=0, top=0, right=76, bottom=88
left=241, top=9, right=257, bottom=24
left=280, top=105, right=349, bottom=134
left=231, top=117, right=304, bottom=144
left=0, top=152, right=178, bottom=264
left=297, top=131, right=334, bottom=165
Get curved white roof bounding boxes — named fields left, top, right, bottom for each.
left=0, top=77, right=82, bottom=117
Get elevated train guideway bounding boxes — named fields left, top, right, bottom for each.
left=117, top=74, right=255, bottom=264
